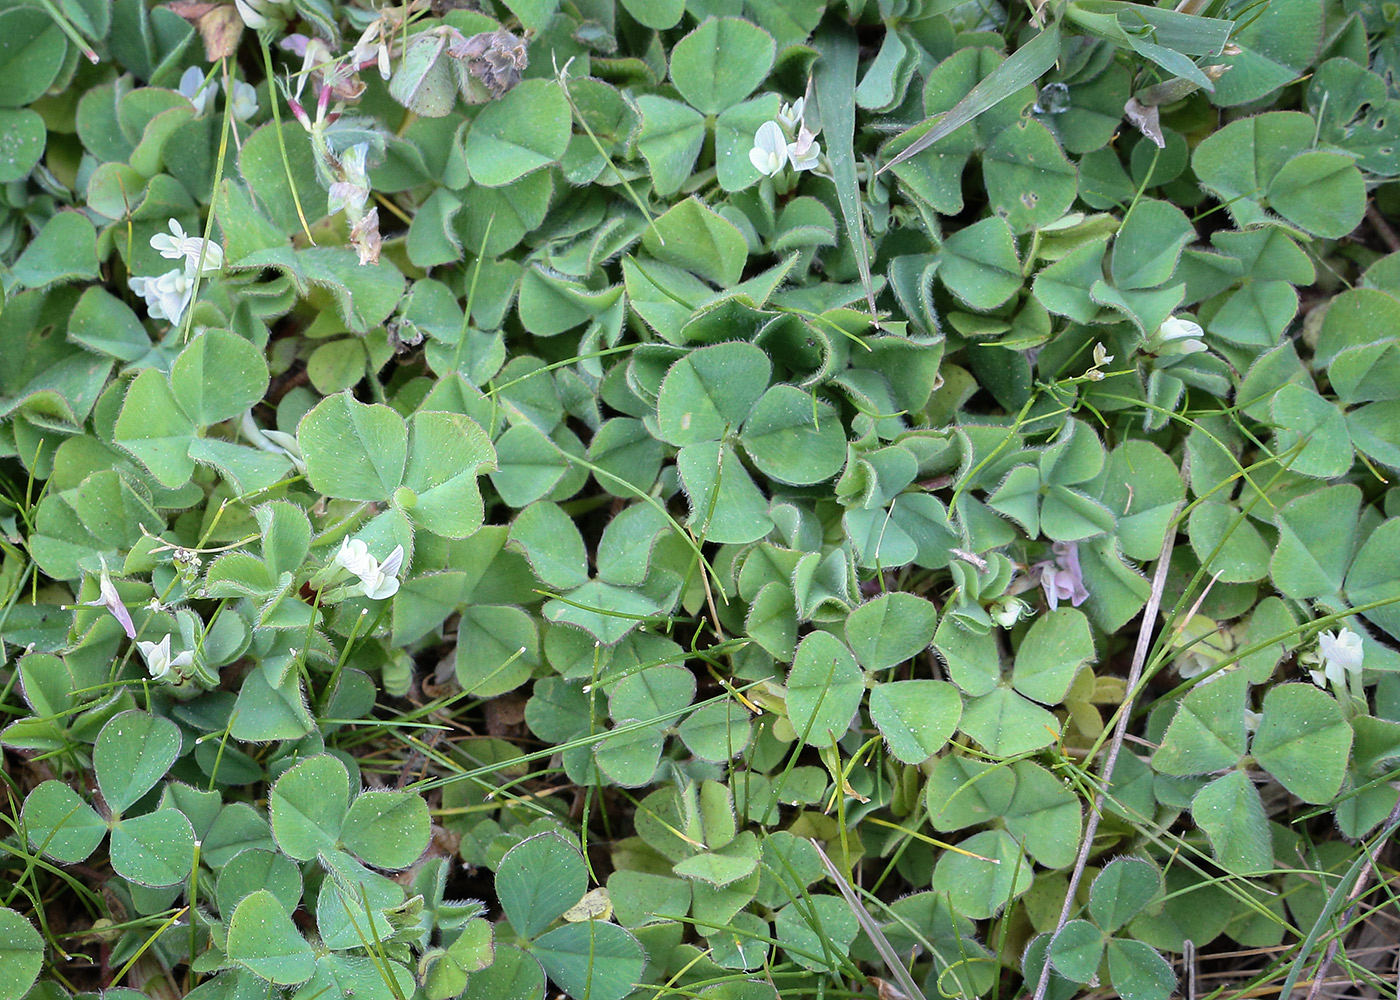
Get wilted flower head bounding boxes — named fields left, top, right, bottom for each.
left=150, top=218, right=223, bottom=276
left=1035, top=541, right=1089, bottom=611
left=136, top=634, right=194, bottom=682
left=750, top=121, right=788, bottom=176
left=350, top=207, right=382, bottom=266
left=449, top=28, right=529, bottom=101
left=1085, top=342, right=1114, bottom=381
left=327, top=142, right=371, bottom=218
left=172, top=547, right=202, bottom=583
left=178, top=66, right=218, bottom=115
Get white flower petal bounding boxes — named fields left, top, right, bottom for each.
left=335, top=537, right=374, bottom=577
left=1319, top=628, right=1364, bottom=674
left=362, top=571, right=400, bottom=600
left=179, top=67, right=217, bottom=115
left=231, top=80, right=259, bottom=121
left=360, top=544, right=404, bottom=599
left=1160, top=316, right=1205, bottom=342
left=235, top=0, right=270, bottom=28
left=749, top=147, right=776, bottom=175
left=787, top=136, right=821, bottom=171
left=777, top=97, right=805, bottom=131
left=137, top=635, right=174, bottom=680
left=335, top=537, right=404, bottom=599
left=150, top=219, right=222, bottom=276
left=132, top=268, right=194, bottom=325
left=150, top=234, right=181, bottom=259
left=750, top=121, right=789, bottom=176
left=151, top=268, right=194, bottom=325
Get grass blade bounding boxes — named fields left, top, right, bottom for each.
left=811, top=838, right=928, bottom=1000
left=813, top=29, right=877, bottom=318
left=879, top=23, right=1061, bottom=176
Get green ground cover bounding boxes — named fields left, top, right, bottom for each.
left=0, top=1, right=1397, bottom=999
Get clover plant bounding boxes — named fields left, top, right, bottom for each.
left=0, top=2, right=1397, bottom=1000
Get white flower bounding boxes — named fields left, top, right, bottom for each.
left=130, top=268, right=195, bottom=327
left=1172, top=614, right=1231, bottom=682
left=334, top=538, right=404, bottom=600
left=234, top=0, right=274, bottom=28
left=136, top=634, right=194, bottom=682
left=81, top=557, right=135, bottom=639
left=334, top=537, right=376, bottom=578
left=360, top=545, right=404, bottom=600
left=241, top=413, right=306, bottom=472
left=1159, top=316, right=1205, bottom=343
left=749, top=121, right=788, bottom=176
left=1319, top=629, right=1363, bottom=672
left=1313, top=629, right=1364, bottom=688
left=178, top=66, right=218, bottom=115
left=1085, top=342, right=1115, bottom=381
left=280, top=33, right=336, bottom=100
left=1176, top=652, right=1211, bottom=680
left=260, top=429, right=307, bottom=473
left=787, top=126, right=822, bottom=171
left=230, top=79, right=258, bottom=121
left=990, top=597, right=1029, bottom=629
left=1150, top=316, right=1208, bottom=356
left=776, top=97, right=805, bottom=131
left=149, top=218, right=223, bottom=276
left=349, top=18, right=393, bottom=80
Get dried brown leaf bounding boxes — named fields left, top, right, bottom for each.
left=167, top=2, right=245, bottom=61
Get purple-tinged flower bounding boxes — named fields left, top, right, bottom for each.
left=82, top=558, right=135, bottom=639
left=1035, top=541, right=1089, bottom=611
